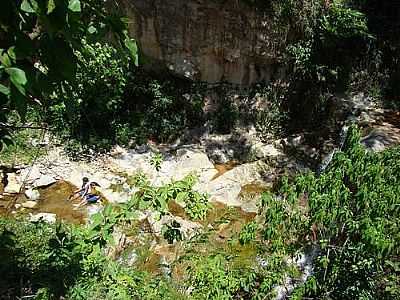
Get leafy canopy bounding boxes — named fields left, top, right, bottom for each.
left=0, top=0, right=138, bottom=148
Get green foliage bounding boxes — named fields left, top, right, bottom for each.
left=0, top=218, right=87, bottom=298
left=212, top=101, right=239, bottom=134
left=47, top=43, right=204, bottom=152
left=0, top=111, right=46, bottom=165
left=132, top=174, right=210, bottom=220
left=179, top=249, right=293, bottom=300
left=0, top=0, right=138, bottom=148
left=185, top=254, right=243, bottom=300
left=0, top=209, right=180, bottom=299
left=320, top=1, right=372, bottom=40
left=238, top=221, right=258, bottom=245
left=162, top=220, right=182, bottom=244
left=0, top=128, right=45, bottom=166
left=251, top=81, right=289, bottom=138
left=47, top=41, right=129, bottom=150
left=263, top=125, right=400, bottom=298
left=150, top=153, right=163, bottom=172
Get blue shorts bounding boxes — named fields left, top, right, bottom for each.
left=86, top=195, right=100, bottom=203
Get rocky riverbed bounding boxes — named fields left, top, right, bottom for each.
left=0, top=92, right=399, bottom=299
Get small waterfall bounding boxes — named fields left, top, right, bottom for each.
left=317, top=125, right=349, bottom=175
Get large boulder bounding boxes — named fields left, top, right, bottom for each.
left=147, top=212, right=202, bottom=240
left=18, top=166, right=41, bottom=185
left=198, top=160, right=269, bottom=211
left=109, top=148, right=218, bottom=187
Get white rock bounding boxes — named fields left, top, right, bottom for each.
left=110, top=145, right=127, bottom=157
left=30, top=213, right=56, bottom=223
left=25, top=188, right=40, bottom=201
left=22, top=201, right=38, bottom=209
left=251, top=142, right=282, bottom=159
left=198, top=161, right=267, bottom=209
left=18, top=166, right=41, bottom=184
left=34, top=175, right=56, bottom=188
left=4, top=173, right=22, bottom=194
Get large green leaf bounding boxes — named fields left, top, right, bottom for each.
left=68, top=0, right=81, bottom=12
left=0, top=84, right=10, bottom=96
left=0, top=52, right=12, bottom=68
left=6, top=67, right=27, bottom=96
left=47, top=0, right=56, bottom=14
left=21, top=0, right=38, bottom=13
left=124, top=36, right=138, bottom=66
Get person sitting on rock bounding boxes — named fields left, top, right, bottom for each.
left=69, top=177, right=90, bottom=201
left=76, top=182, right=101, bottom=208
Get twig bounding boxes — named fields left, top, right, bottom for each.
left=0, top=123, right=48, bottom=130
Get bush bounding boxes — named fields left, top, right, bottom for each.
left=263, top=125, right=400, bottom=299
left=251, top=81, right=289, bottom=139
left=132, top=174, right=210, bottom=221
left=47, top=42, right=204, bottom=153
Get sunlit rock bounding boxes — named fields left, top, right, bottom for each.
left=22, top=201, right=38, bottom=209
left=4, top=173, right=21, bottom=194
left=30, top=212, right=57, bottom=223
left=34, top=174, right=56, bottom=188
left=25, top=188, right=40, bottom=201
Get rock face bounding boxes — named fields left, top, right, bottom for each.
left=120, top=0, right=292, bottom=85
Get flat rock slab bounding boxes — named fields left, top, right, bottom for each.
left=197, top=161, right=268, bottom=210
left=34, top=175, right=57, bottom=188
left=18, top=166, right=41, bottom=185
left=22, top=201, right=38, bottom=209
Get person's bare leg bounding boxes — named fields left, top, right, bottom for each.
left=69, top=194, right=80, bottom=202
left=76, top=198, right=88, bottom=208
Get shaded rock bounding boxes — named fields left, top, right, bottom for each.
left=361, top=130, right=394, bottom=152
left=118, top=250, right=138, bottom=267
left=250, top=142, right=282, bottom=160
left=148, top=212, right=202, bottom=240
left=0, top=200, right=9, bottom=208
left=121, top=0, right=291, bottom=85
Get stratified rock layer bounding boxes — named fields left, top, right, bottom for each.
left=120, top=0, right=292, bottom=85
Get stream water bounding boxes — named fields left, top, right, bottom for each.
left=0, top=181, right=86, bottom=224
